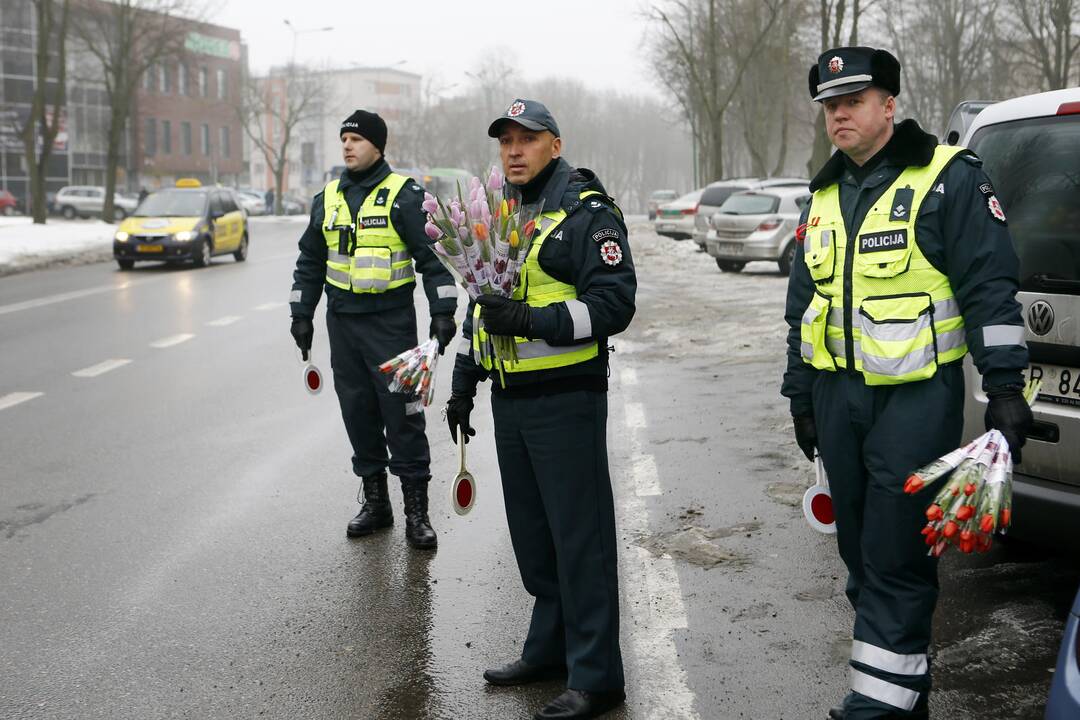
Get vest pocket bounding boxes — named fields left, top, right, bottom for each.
left=858, top=293, right=937, bottom=385
left=351, top=246, right=393, bottom=292
left=803, top=225, right=836, bottom=283
left=853, top=213, right=913, bottom=278
left=800, top=291, right=837, bottom=371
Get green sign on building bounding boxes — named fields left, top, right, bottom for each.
left=185, top=32, right=239, bottom=60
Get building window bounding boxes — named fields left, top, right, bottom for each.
left=198, top=67, right=208, bottom=97
left=162, top=120, right=172, bottom=154
left=216, top=68, right=226, bottom=99
left=144, top=117, right=157, bottom=156
left=178, top=64, right=188, bottom=95
left=159, top=63, right=170, bottom=94
left=181, top=121, right=192, bottom=155
left=220, top=126, right=230, bottom=158
left=201, top=123, right=210, bottom=155
left=143, top=67, right=153, bottom=92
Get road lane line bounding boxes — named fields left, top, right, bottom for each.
left=0, top=392, right=43, bottom=411
left=629, top=438, right=661, bottom=497
left=620, top=366, right=639, bottom=386
left=149, top=333, right=194, bottom=348
left=253, top=302, right=285, bottom=311
left=625, top=401, right=647, bottom=429
left=206, top=315, right=243, bottom=327
left=0, top=281, right=140, bottom=316
left=72, top=359, right=131, bottom=378
left=610, top=399, right=697, bottom=718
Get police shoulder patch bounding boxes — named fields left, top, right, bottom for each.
left=600, top=240, right=623, bottom=266
left=987, top=195, right=1007, bottom=225
left=592, top=227, right=620, bottom=243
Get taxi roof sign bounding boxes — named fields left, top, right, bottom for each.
left=176, top=178, right=202, bottom=188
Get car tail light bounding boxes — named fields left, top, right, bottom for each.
left=757, top=217, right=782, bottom=231
left=1057, top=101, right=1080, bottom=115
left=681, top=204, right=698, bottom=215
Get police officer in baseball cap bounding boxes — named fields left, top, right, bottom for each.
left=783, top=46, right=1031, bottom=719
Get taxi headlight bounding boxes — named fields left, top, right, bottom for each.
left=174, top=230, right=196, bottom=242
left=115, top=231, right=129, bottom=242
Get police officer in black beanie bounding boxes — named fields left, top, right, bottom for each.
left=289, top=109, right=459, bottom=548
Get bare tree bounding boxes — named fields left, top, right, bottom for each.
left=70, top=0, right=193, bottom=222
left=238, top=65, right=325, bottom=216
left=650, top=0, right=789, bottom=184
left=1007, top=0, right=1080, bottom=90
left=19, top=0, right=70, bottom=224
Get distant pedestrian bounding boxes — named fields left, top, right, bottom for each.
left=264, top=188, right=275, bottom=214
left=782, top=47, right=1031, bottom=719
left=137, top=187, right=148, bottom=204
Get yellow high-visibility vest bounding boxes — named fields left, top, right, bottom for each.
left=800, top=145, right=967, bottom=385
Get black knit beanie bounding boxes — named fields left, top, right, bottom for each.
left=340, top=109, right=387, bottom=154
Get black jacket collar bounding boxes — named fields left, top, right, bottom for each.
left=339, top=158, right=391, bottom=192
left=809, top=119, right=938, bottom=191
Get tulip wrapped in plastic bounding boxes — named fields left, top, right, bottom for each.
left=422, top=166, right=545, bottom=370
left=905, top=379, right=1039, bottom=556
left=378, top=338, right=440, bottom=408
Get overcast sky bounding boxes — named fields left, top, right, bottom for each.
left=210, top=0, right=664, bottom=100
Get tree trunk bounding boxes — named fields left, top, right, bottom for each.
left=808, top=108, right=831, bottom=178
left=103, top=100, right=125, bottom=223
left=274, top=164, right=286, bottom=217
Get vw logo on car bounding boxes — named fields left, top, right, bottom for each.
left=1027, top=299, right=1055, bottom=336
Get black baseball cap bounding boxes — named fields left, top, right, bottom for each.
left=487, top=98, right=561, bottom=138
left=808, top=47, right=901, bottom=102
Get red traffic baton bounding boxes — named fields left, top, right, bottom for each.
left=803, top=455, right=836, bottom=534
left=299, top=347, right=323, bottom=395
left=450, top=435, right=476, bottom=515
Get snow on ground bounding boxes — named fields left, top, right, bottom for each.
left=0, top=217, right=117, bottom=275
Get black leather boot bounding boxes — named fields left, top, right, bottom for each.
left=346, top=472, right=393, bottom=537
left=400, top=476, right=437, bottom=549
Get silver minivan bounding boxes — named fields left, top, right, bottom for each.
left=960, top=88, right=1080, bottom=549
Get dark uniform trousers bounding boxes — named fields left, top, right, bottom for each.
left=491, top=389, right=625, bottom=692
left=814, top=364, right=965, bottom=719
left=326, top=306, right=431, bottom=480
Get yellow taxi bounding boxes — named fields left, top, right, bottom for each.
left=113, top=179, right=249, bottom=270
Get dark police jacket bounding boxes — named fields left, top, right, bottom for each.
left=781, top=119, right=1028, bottom=416
left=289, top=159, right=458, bottom=319
left=452, top=158, right=637, bottom=397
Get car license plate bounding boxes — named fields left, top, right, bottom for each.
left=659, top=224, right=675, bottom=232
left=718, top=242, right=742, bottom=255
left=1028, top=363, right=1080, bottom=406
left=136, top=244, right=163, bottom=253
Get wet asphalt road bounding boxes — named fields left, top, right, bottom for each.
left=0, top=217, right=1076, bottom=719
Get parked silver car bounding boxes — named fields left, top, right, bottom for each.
left=692, top=177, right=809, bottom=250
left=54, top=185, right=138, bottom=220
left=654, top=188, right=703, bottom=240
left=959, top=87, right=1080, bottom=550
left=705, top=186, right=810, bottom=274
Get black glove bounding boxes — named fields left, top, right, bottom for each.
left=291, top=316, right=314, bottom=360
left=985, top=386, right=1033, bottom=463
left=476, top=295, right=532, bottom=337
left=429, top=314, right=456, bottom=355
left=446, top=393, right=476, bottom=445
left=793, top=414, right=817, bottom=462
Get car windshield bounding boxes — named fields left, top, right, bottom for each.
left=700, top=186, right=744, bottom=207
left=971, top=114, right=1080, bottom=293
left=135, top=190, right=207, bottom=217
left=674, top=190, right=703, bottom=204
left=718, top=193, right=779, bottom=215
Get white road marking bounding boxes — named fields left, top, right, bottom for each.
left=253, top=302, right=285, bottom=311
left=0, top=392, right=43, bottom=411
left=149, top=333, right=194, bottom=348
left=625, top=401, right=647, bottom=429
left=206, top=315, right=242, bottom=327
left=71, top=358, right=131, bottom=378
left=0, top=281, right=137, bottom=316
left=610, top=363, right=697, bottom=719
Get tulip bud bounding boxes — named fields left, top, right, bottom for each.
left=904, top=475, right=925, bottom=494
left=424, top=222, right=442, bottom=240
left=942, top=520, right=959, bottom=539
left=509, top=229, right=520, bottom=248
left=955, top=505, right=974, bottom=521
left=999, top=508, right=1011, bottom=527
left=524, top=219, right=536, bottom=238
left=979, top=513, right=994, bottom=534
left=926, top=504, right=944, bottom=522
left=422, top=193, right=439, bottom=214
left=474, top=223, right=488, bottom=241
left=964, top=482, right=976, bottom=496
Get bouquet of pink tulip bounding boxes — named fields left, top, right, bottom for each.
left=422, top=166, right=544, bottom=368
left=378, top=338, right=440, bottom=408
left=905, top=379, right=1040, bottom=556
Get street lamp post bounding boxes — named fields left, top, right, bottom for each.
left=283, top=19, right=333, bottom=68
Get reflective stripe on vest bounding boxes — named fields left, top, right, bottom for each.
left=472, top=191, right=609, bottom=373
left=321, top=174, right=416, bottom=294
left=800, top=145, right=969, bottom=386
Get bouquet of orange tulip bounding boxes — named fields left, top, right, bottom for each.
left=905, top=379, right=1040, bottom=556
left=422, top=166, right=544, bottom=368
